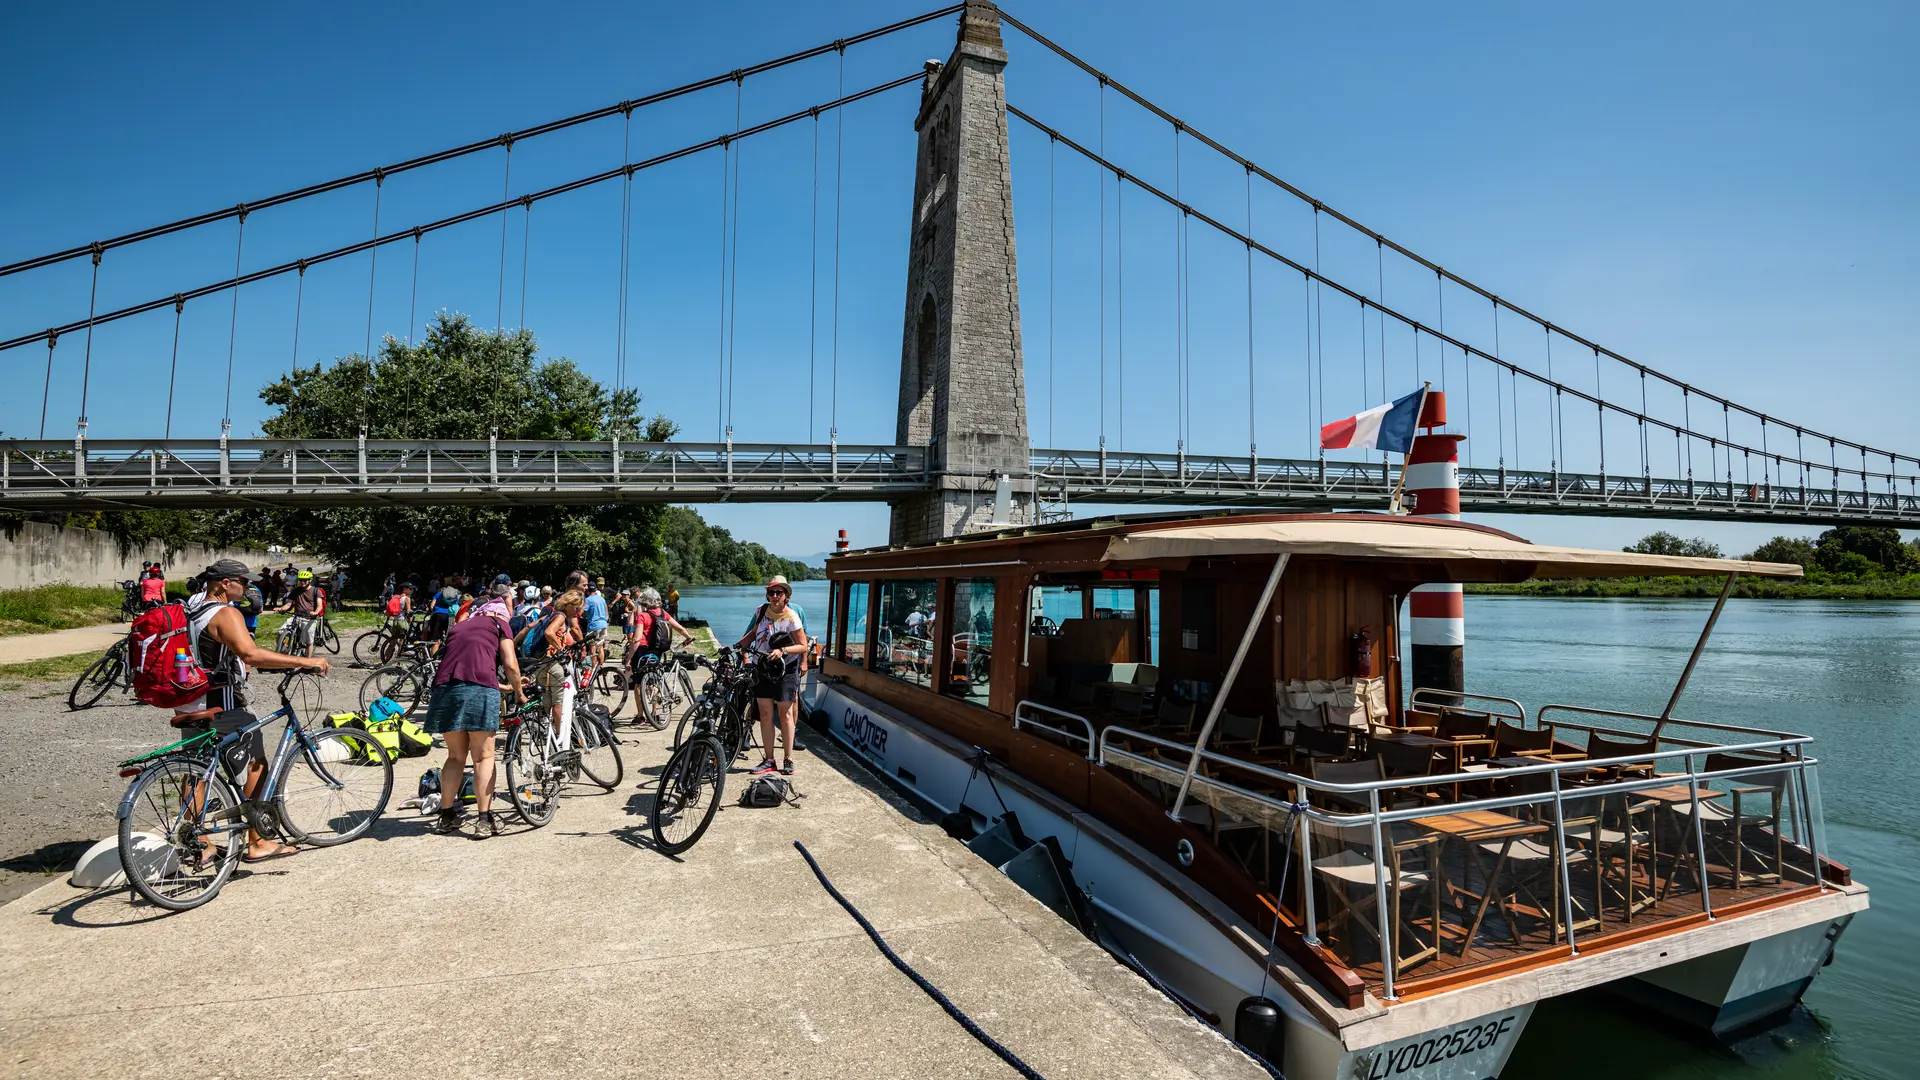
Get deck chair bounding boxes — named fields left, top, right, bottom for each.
left=1155, top=697, right=1197, bottom=737
left=1289, top=722, right=1353, bottom=771
left=1667, top=752, right=1787, bottom=888
left=1110, top=683, right=1149, bottom=719
left=1210, top=711, right=1263, bottom=753
left=1478, top=771, right=1601, bottom=946
left=1584, top=730, right=1658, bottom=780
left=1307, top=759, right=1440, bottom=981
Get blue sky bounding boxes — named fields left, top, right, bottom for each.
left=4, top=1, right=1914, bottom=559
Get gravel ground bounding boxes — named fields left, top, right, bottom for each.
left=0, top=653, right=386, bottom=905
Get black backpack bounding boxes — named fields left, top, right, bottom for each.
left=738, top=776, right=802, bottom=808
left=645, top=607, right=674, bottom=652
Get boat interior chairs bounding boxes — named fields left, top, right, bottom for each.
left=1663, top=752, right=1788, bottom=889
left=1583, top=730, right=1659, bottom=781
left=1289, top=720, right=1354, bottom=772
left=1305, top=759, right=1441, bottom=980
left=1464, top=771, right=1602, bottom=947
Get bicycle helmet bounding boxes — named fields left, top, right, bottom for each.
left=296, top=569, right=313, bottom=581
left=523, top=585, right=540, bottom=602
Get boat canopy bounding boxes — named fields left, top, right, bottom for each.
left=1097, top=517, right=1803, bottom=580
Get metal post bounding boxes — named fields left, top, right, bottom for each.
left=490, top=432, right=499, bottom=486
left=1687, top=755, right=1714, bottom=919
left=1655, top=573, right=1735, bottom=739
left=1798, top=760, right=1824, bottom=890
left=73, top=423, right=86, bottom=485
left=829, top=427, right=839, bottom=483
left=357, top=431, right=368, bottom=486
left=1170, top=553, right=1290, bottom=821
left=726, top=427, right=735, bottom=486
left=1368, top=789, right=1397, bottom=1000
left=1297, top=780, right=1319, bottom=947
left=1099, top=436, right=1107, bottom=484
left=289, top=448, right=298, bottom=489
left=1551, top=770, right=1579, bottom=954
left=610, top=434, right=619, bottom=484
left=219, top=420, right=231, bottom=487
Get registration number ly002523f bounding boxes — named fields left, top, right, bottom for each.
left=1352, top=1011, right=1521, bottom=1080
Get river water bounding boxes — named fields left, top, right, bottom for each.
left=677, top=583, right=1914, bottom=1080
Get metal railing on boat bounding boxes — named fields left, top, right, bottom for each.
left=1013, top=700, right=1097, bottom=760
left=1093, top=717, right=1829, bottom=1002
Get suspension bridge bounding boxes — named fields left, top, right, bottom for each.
left=6, top=3, right=1916, bottom=537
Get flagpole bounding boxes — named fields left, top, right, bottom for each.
left=1388, top=382, right=1432, bottom=514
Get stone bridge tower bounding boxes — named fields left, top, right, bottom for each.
left=889, top=1, right=1033, bottom=544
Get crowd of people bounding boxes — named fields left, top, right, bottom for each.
left=151, top=559, right=808, bottom=844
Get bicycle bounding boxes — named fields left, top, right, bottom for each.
left=501, top=659, right=625, bottom=827
left=360, top=654, right=438, bottom=715
left=118, top=580, right=142, bottom=621
left=647, top=650, right=758, bottom=855
left=533, top=648, right=624, bottom=789
left=670, top=649, right=757, bottom=764
left=115, top=670, right=394, bottom=911
left=315, top=615, right=341, bottom=655
left=69, top=636, right=133, bottom=711
left=633, top=651, right=697, bottom=732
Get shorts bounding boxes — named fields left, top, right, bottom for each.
left=288, top=616, right=317, bottom=648
left=428, top=612, right=450, bottom=640
left=752, top=666, right=801, bottom=703
left=584, top=627, right=608, bottom=646
left=176, top=709, right=268, bottom=776
left=423, top=680, right=501, bottom=734
left=537, top=659, right=573, bottom=700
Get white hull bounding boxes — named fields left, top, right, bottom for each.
left=806, top=677, right=1529, bottom=1079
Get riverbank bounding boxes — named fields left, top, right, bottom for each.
left=1468, top=575, right=1920, bottom=600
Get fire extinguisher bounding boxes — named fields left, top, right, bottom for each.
left=1351, top=626, right=1375, bottom=679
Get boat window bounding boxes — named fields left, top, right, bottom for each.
left=840, top=582, right=870, bottom=669
left=1180, top=580, right=1216, bottom=652
left=875, top=578, right=939, bottom=689
left=947, top=578, right=994, bottom=706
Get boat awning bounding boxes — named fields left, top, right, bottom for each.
left=1098, top=517, right=1803, bottom=580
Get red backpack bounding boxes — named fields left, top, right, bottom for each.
left=129, top=600, right=211, bottom=709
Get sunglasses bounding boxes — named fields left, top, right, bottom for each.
left=766, top=589, right=789, bottom=598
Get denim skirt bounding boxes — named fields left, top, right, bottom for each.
left=423, top=679, right=501, bottom=734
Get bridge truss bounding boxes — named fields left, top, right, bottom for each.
left=5, top=439, right=1915, bottom=526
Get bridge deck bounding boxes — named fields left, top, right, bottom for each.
left=5, top=439, right=1918, bottom=524
left=0, top=707, right=1261, bottom=1079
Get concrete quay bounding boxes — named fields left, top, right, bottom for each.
left=0, top=720, right=1264, bottom=1079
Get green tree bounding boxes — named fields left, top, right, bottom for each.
left=1813, top=526, right=1917, bottom=575
left=652, top=505, right=821, bottom=586
left=1744, top=536, right=1816, bottom=569
left=1625, top=531, right=1721, bottom=559
left=257, top=312, right=679, bottom=584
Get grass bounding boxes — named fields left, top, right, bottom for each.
left=0, top=650, right=104, bottom=691
left=0, top=584, right=125, bottom=637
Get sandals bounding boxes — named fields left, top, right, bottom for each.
left=242, top=842, right=300, bottom=864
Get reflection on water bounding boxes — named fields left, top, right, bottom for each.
left=1447, top=598, right=1917, bottom=1080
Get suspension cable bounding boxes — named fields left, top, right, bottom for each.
left=996, top=11, right=1914, bottom=479
left=1376, top=239, right=1386, bottom=406
left=1594, top=346, right=1605, bottom=478
left=223, top=209, right=247, bottom=429
left=617, top=105, right=635, bottom=391
left=715, top=127, right=729, bottom=441
left=1098, top=77, right=1107, bottom=448
left=407, top=228, right=421, bottom=346
left=1, top=5, right=964, bottom=280
left=808, top=108, right=820, bottom=442
left=165, top=295, right=184, bottom=439
left=78, top=246, right=102, bottom=430
left=1245, top=165, right=1254, bottom=455
left=496, top=136, right=513, bottom=331
left=830, top=45, right=846, bottom=441
left=365, top=172, right=383, bottom=367
left=39, top=333, right=57, bottom=439
left=292, top=263, right=305, bottom=372
left=1312, top=207, right=1324, bottom=457
left=1174, top=126, right=1185, bottom=449
left=725, top=74, right=745, bottom=437
left=1047, top=133, right=1055, bottom=448
left=1300, top=271, right=1312, bottom=457
left=519, top=196, right=532, bottom=330
left=0, top=74, right=925, bottom=359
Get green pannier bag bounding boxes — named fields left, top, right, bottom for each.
left=326, top=711, right=399, bottom=762
left=393, top=717, right=434, bottom=758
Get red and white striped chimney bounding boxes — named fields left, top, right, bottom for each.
left=834, top=529, right=850, bottom=553
left=1406, top=393, right=1466, bottom=696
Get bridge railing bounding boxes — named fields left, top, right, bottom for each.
left=0, top=439, right=927, bottom=505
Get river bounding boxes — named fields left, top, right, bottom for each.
left=674, top=583, right=1914, bottom=1080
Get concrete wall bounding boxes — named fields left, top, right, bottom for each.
left=0, top=520, right=292, bottom=591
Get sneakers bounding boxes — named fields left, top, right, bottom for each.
left=430, top=808, right=465, bottom=835
left=780, top=759, right=795, bottom=776
left=751, top=758, right=778, bottom=776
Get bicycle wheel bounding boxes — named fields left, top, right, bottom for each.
left=505, top=720, right=560, bottom=827
left=596, top=665, right=630, bottom=719
left=351, top=628, right=384, bottom=667
left=639, top=672, right=673, bottom=731
left=117, top=758, right=243, bottom=911
left=648, top=735, right=726, bottom=855
left=68, top=649, right=122, bottom=711
left=272, top=728, right=394, bottom=846
left=317, top=620, right=341, bottom=655
left=672, top=703, right=700, bottom=750
left=572, top=711, right=624, bottom=790
left=360, top=662, right=427, bottom=715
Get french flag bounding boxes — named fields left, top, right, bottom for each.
left=1320, top=389, right=1425, bottom=454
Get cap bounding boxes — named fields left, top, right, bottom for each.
left=494, top=573, right=512, bottom=586
left=595, top=576, right=606, bottom=585
left=204, top=558, right=252, bottom=582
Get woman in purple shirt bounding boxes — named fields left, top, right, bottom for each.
left=423, top=581, right=528, bottom=836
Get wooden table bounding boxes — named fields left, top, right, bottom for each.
left=1412, top=810, right=1548, bottom=955
left=1632, top=783, right=1727, bottom=900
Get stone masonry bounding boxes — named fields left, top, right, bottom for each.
left=889, top=1, right=1033, bottom=545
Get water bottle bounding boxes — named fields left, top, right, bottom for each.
left=173, top=648, right=193, bottom=684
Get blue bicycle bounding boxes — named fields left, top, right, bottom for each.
left=115, top=670, right=394, bottom=911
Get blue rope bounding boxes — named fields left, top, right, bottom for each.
left=794, top=841, right=1047, bottom=1079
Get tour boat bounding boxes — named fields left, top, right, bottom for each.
left=800, top=510, right=1866, bottom=1079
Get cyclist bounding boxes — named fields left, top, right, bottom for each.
left=736, top=575, right=808, bottom=777
left=428, top=578, right=461, bottom=642
left=631, top=587, right=695, bottom=662
left=277, top=569, right=322, bottom=653
left=578, top=573, right=609, bottom=665
left=609, top=587, right=635, bottom=643
left=424, top=586, right=529, bottom=837
left=527, top=590, right=584, bottom=736
left=175, top=558, right=330, bottom=863
left=138, top=564, right=167, bottom=610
